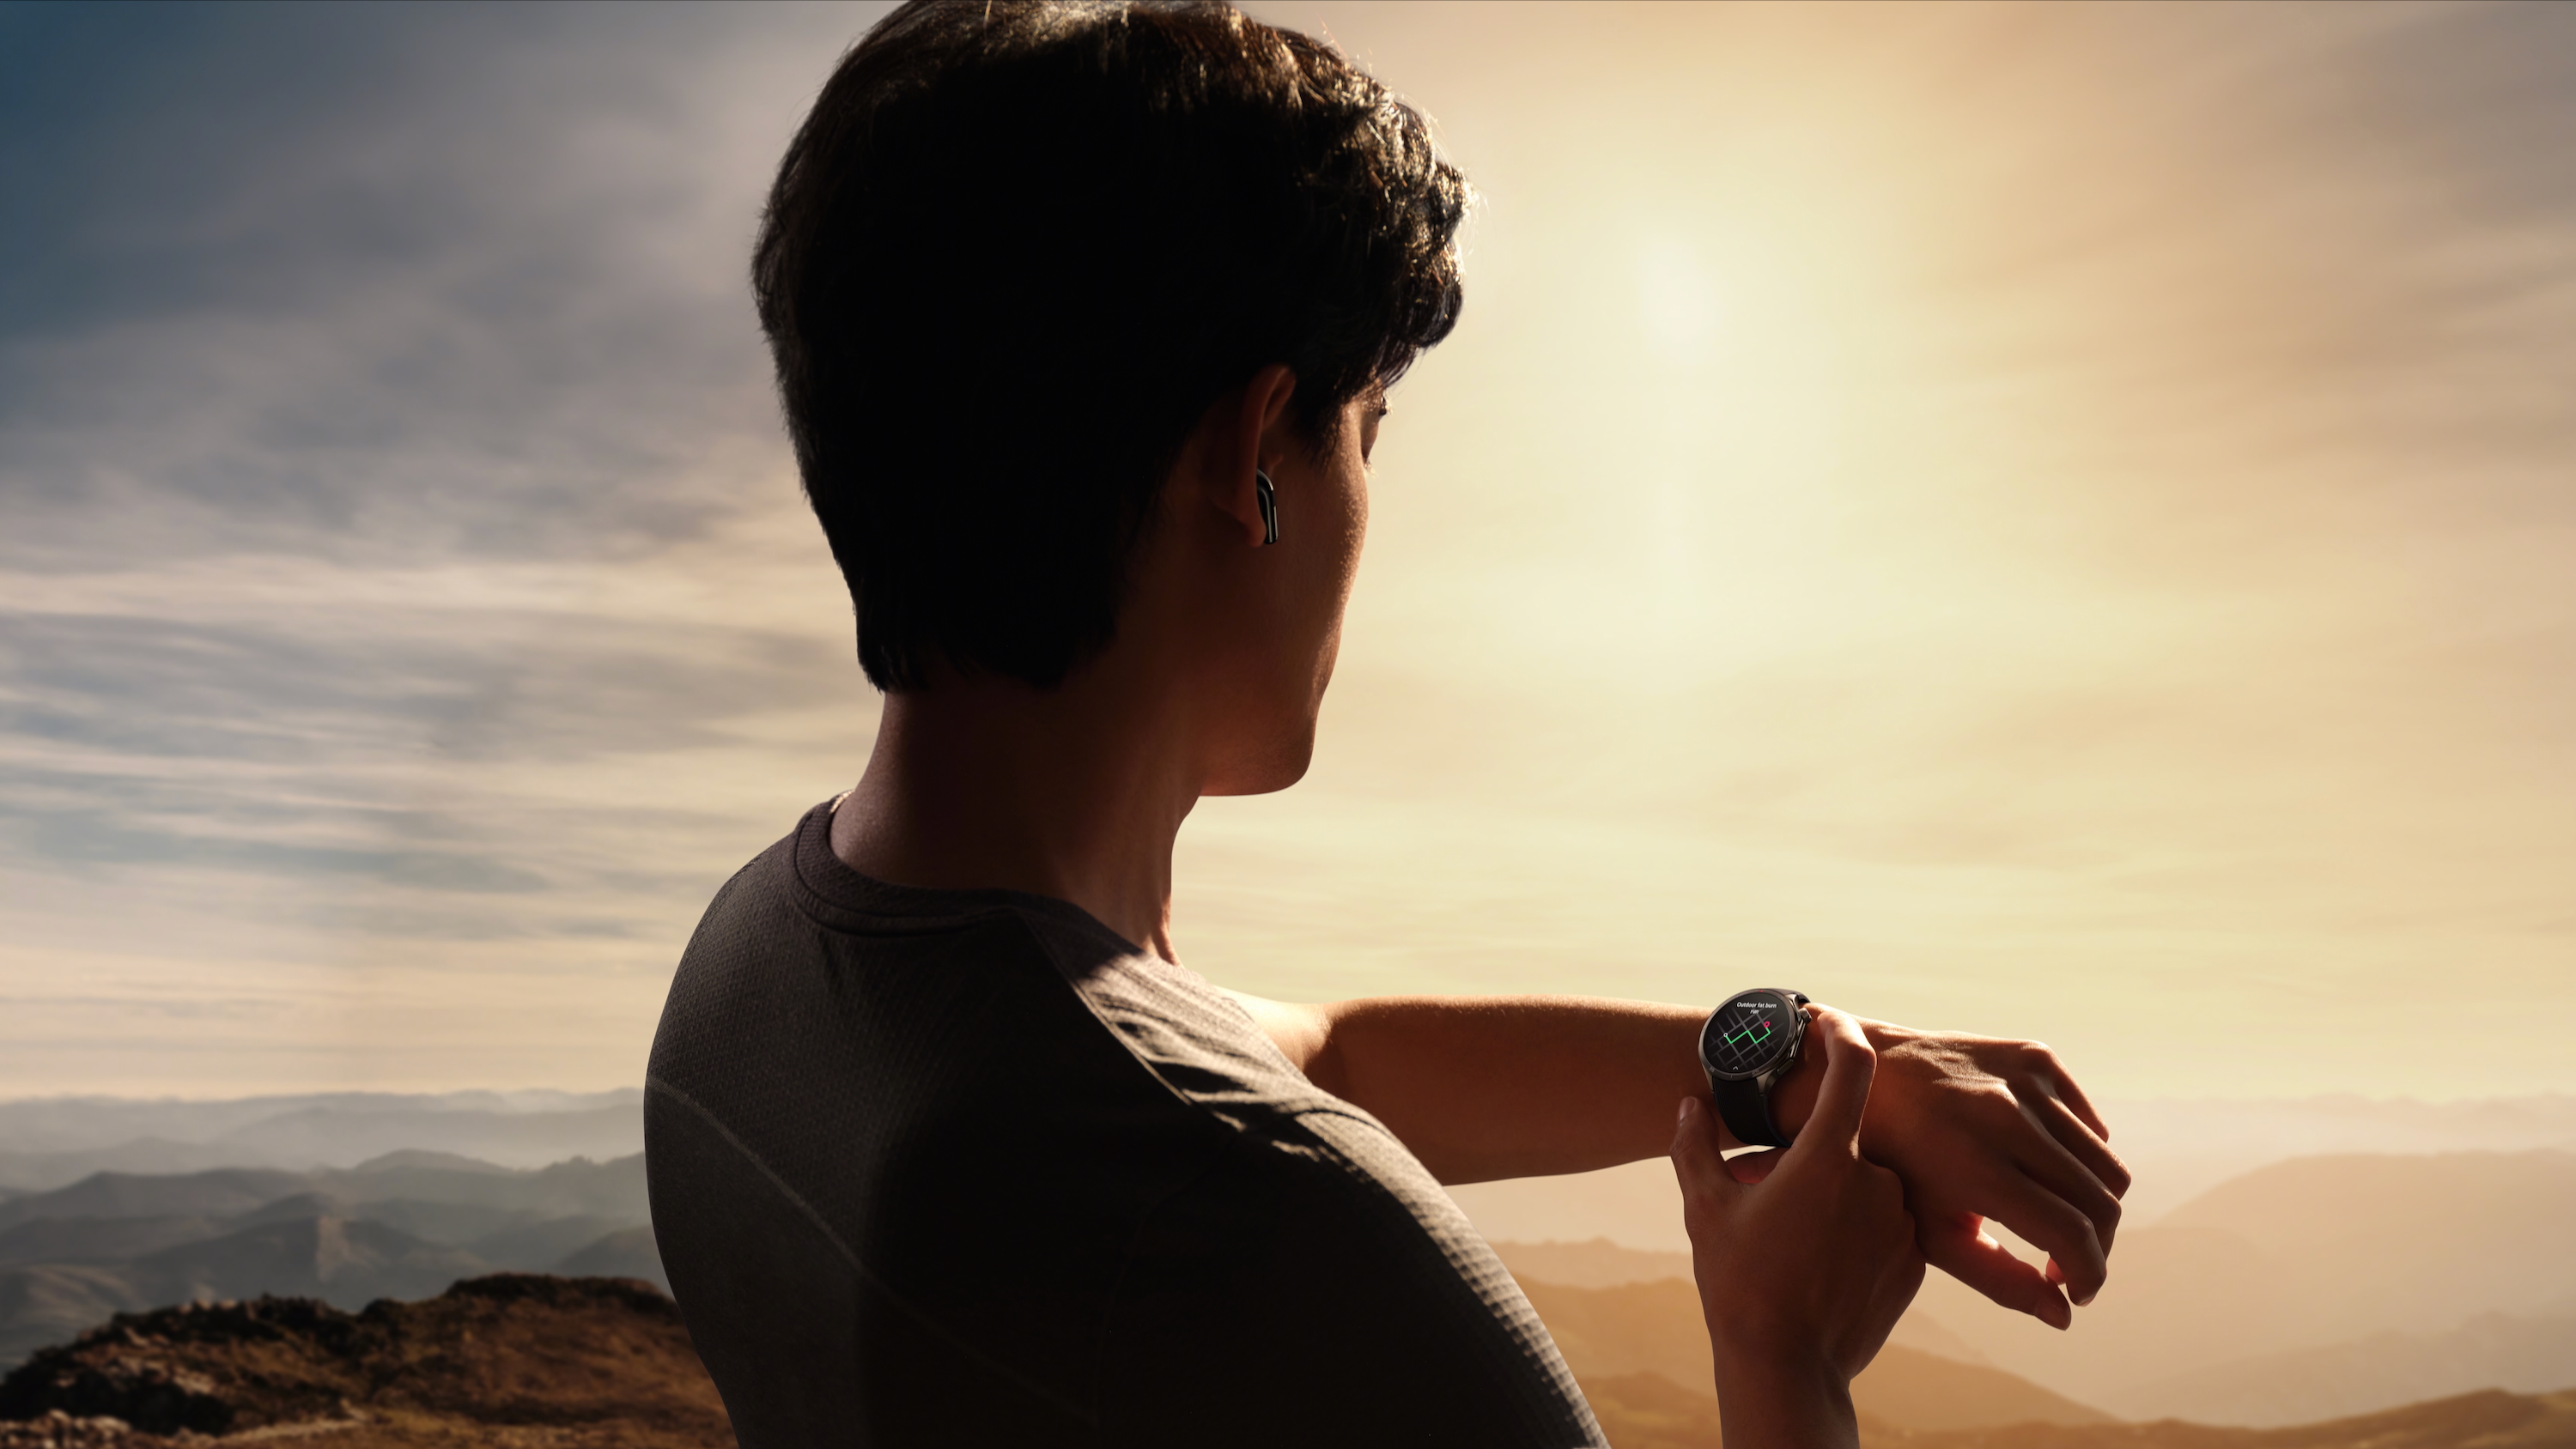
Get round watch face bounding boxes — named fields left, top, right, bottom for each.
left=1702, top=989, right=1801, bottom=1080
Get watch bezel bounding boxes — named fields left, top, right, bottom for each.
left=1698, top=987, right=1807, bottom=1083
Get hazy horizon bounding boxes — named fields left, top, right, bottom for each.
left=4, top=2, right=2573, bottom=1100
left=4, top=1084, right=2569, bottom=1107
left=11, top=1086, right=2572, bottom=1224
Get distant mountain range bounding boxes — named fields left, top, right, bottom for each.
left=2109, top=1311, right=2576, bottom=1429
left=0, top=1091, right=642, bottom=1190
left=0, top=1152, right=654, bottom=1369
left=2091, top=1094, right=2576, bottom=1222
left=1447, top=1093, right=2576, bottom=1251
left=1912, top=1149, right=2576, bottom=1425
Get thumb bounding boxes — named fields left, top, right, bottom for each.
left=1781, top=1007, right=1874, bottom=1162
left=1670, top=1096, right=1740, bottom=1204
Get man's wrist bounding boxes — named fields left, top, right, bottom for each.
left=1758, top=1012, right=1915, bottom=1145
left=1710, top=1344, right=1858, bottom=1449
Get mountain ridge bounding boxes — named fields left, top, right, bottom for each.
left=1909, top=1149, right=2576, bottom=1421
left=0, top=1094, right=643, bottom=1189
left=0, top=1155, right=647, bottom=1238
left=0, top=1157, right=656, bottom=1370
left=2104, top=1311, right=2576, bottom=1428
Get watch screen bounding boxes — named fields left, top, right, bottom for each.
left=1703, top=990, right=1797, bottom=1078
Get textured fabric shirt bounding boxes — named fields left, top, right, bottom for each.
left=644, top=801, right=1605, bottom=1447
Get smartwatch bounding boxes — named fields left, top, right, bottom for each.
left=1698, top=987, right=1813, bottom=1149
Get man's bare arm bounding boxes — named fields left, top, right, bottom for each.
left=1229, top=991, right=1710, bottom=1182
left=1224, top=990, right=2131, bottom=1327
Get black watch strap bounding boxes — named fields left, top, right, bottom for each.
left=1710, top=1074, right=1788, bottom=1149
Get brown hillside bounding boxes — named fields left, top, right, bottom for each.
left=1577, top=1370, right=1735, bottom=1449
left=1577, top=1382, right=2576, bottom=1449
left=0, top=1275, right=729, bottom=1448
left=1519, top=1274, right=2112, bottom=1432
left=1892, top=1387, right=2576, bottom=1449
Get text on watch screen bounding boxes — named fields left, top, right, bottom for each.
left=1705, top=995, right=1790, bottom=1076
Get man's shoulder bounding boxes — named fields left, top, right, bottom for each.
left=667, top=821, right=805, bottom=969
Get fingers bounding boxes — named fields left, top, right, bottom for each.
left=2014, top=1096, right=2129, bottom=1267
left=2030, top=1092, right=2134, bottom=1203
left=1786, top=1007, right=1875, bottom=1158
left=2014, top=1149, right=2124, bottom=1270
left=1920, top=1210, right=2073, bottom=1331
left=2023, top=1043, right=2111, bottom=1143
left=1980, top=1168, right=2110, bottom=1307
left=1670, top=1097, right=1741, bottom=1205
left=1986, top=1042, right=2128, bottom=1289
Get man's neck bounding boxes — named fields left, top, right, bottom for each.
left=827, top=662, right=1202, bottom=961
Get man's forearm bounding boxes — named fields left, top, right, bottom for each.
left=1292, top=993, right=1711, bottom=1185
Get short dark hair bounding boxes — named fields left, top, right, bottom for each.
left=754, top=0, right=1468, bottom=690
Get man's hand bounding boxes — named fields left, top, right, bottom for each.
left=1674, top=1009, right=1923, bottom=1449
left=1765, top=1017, right=2129, bottom=1329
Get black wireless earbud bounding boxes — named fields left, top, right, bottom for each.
left=1254, top=469, right=1279, bottom=546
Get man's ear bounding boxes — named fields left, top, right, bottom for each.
left=1200, top=364, right=1297, bottom=549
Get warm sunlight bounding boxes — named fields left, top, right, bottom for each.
left=3, top=5, right=2572, bottom=1442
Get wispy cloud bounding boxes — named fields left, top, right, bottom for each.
left=0, top=2, right=890, bottom=1091
left=0, top=3, right=854, bottom=565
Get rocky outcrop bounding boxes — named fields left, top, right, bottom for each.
left=0, top=1276, right=727, bottom=1447
left=0, top=1410, right=147, bottom=1449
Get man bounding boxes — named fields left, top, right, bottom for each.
left=646, top=3, right=2127, bottom=1445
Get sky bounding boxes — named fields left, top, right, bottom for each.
left=2, top=1, right=2571, bottom=1100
